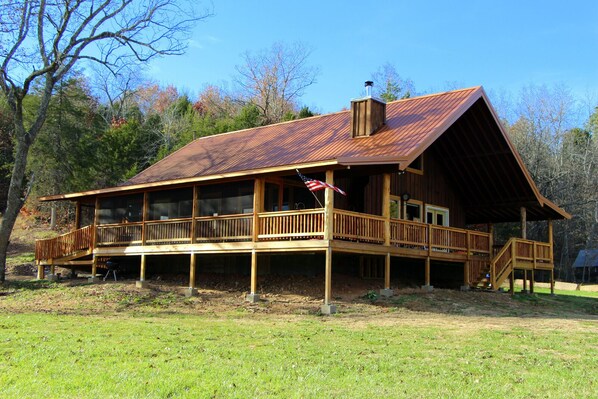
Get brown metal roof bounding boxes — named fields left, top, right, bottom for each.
left=123, top=87, right=482, bottom=186
left=39, top=86, right=570, bottom=221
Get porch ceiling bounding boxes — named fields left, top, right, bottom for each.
left=432, top=98, right=567, bottom=223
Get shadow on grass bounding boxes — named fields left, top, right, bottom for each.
left=357, top=289, right=598, bottom=320
left=0, top=279, right=58, bottom=292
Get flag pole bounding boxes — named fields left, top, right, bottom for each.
left=296, top=169, right=324, bottom=208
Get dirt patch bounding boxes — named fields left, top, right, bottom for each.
left=1, top=274, right=596, bottom=324
left=8, top=263, right=37, bottom=276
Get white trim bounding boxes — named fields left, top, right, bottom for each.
left=425, top=204, right=450, bottom=226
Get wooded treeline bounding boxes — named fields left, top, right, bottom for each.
left=0, top=69, right=595, bottom=281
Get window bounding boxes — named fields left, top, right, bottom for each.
left=389, top=196, right=400, bottom=219
left=148, top=188, right=193, bottom=220
left=265, top=177, right=321, bottom=211
left=199, top=181, right=254, bottom=216
left=425, top=205, right=449, bottom=226
left=264, top=182, right=280, bottom=212
left=404, top=200, right=422, bottom=222
left=98, top=194, right=143, bottom=224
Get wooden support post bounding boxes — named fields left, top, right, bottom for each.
left=189, top=253, right=196, bottom=288
left=50, top=264, right=55, bottom=276
left=488, top=223, right=494, bottom=255
left=462, top=261, right=470, bottom=290
left=186, top=253, right=198, bottom=297
left=37, top=262, right=44, bottom=280
left=520, top=206, right=527, bottom=239
left=548, top=219, right=555, bottom=296
left=323, top=170, right=334, bottom=241
left=74, top=201, right=81, bottom=230
left=423, top=257, right=432, bottom=291
left=427, top=225, right=433, bottom=257
left=532, top=241, right=537, bottom=294
left=250, top=250, right=258, bottom=294
left=510, top=271, right=515, bottom=296
left=142, top=192, right=149, bottom=245
left=247, top=178, right=263, bottom=304
left=548, top=218, right=554, bottom=264
left=92, top=197, right=100, bottom=249
left=462, top=231, right=471, bottom=291
left=136, top=254, right=148, bottom=288
left=140, top=254, right=146, bottom=281
left=523, top=270, right=528, bottom=293
left=191, top=186, right=198, bottom=244
left=252, top=178, right=264, bottom=242
left=88, top=255, right=99, bottom=283
left=382, top=173, right=391, bottom=247
left=380, top=253, right=394, bottom=297
left=321, top=247, right=336, bottom=314
left=384, top=253, right=391, bottom=289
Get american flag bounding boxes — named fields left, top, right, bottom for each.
left=297, top=170, right=347, bottom=196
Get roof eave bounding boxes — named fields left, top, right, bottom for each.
left=39, top=159, right=339, bottom=202
left=540, top=195, right=572, bottom=220
left=337, top=156, right=406, bottom=167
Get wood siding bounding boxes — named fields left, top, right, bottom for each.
left=358, top=150, right=466, bottom=227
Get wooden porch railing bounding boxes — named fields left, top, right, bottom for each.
left=96, top=223, right=143, bottom=247
left=390, top=219, right=427, bottom=249
left=389, top=219, right=491, bottom=256
left=35, top=225, right=93, bottom=261
left=333, top=210, right=385, bottom=244
left=258, top=209, right=325, bottom=240
left=145, top=219, right=192, bottom=244
left=196, top=214, right=253, bottom=242
left=35, top=208, right=552, bottom=286
left=490, top=238, right=553, bottom=289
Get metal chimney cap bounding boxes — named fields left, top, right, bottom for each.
left=364, top=81, right=374, bottom=87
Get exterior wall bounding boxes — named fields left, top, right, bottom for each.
left=362, top=149, right=466, bottom=227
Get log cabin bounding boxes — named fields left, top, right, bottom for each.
left=35, top=85, right=570, bottom=313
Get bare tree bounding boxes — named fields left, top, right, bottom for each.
left=235, top=42, right=318, bottom=125
left=371, top=63, right=415, bottom=102
left=91, top=64, right=143, bottom=124
left=0, top=0, right=211, bottom=281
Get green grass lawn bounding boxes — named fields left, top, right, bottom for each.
left=1, top=284, right=597, bottom=398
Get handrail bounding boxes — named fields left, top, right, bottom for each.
left=196, top=214, right=253, bottom=242
left=333, top=209, right=385, bottom=244
left=490, top=238, right=515, bottom=289
left=35, top=225, right=93, bottom=261
left=258, top=209, right=324, bottom=240
left=489, top=237, right=553, bottom=289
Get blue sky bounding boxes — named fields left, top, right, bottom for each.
left=148, top=0, right=598, bottom=115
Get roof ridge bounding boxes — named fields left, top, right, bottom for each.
left=385, top=86, right=482, bottom=105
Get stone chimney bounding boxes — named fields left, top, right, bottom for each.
left=350, top=81, right=386, bottom=138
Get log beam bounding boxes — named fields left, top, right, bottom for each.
left=136, top=254, right=148, bottom=288
left=186, top=253, right=198, bottom=297
left=382, top=173, right=391, bottom=246
left=88, top=255, right=99, bottom=283
left=323, top=170, right=334, bottom=240
left=423, top=257, right=433, bottom=291
left=380, top=253, right=394, bottom=297
left=321, top=246, right=336, bottom=314
left=520, top=206, right=527, bottom=239
left=246, top=249, right=260, bottom=303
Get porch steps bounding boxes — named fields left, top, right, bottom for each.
left=470, top=263, right=493, bottom=289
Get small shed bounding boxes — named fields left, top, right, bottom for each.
left=573, top=249, right=598, bottom=282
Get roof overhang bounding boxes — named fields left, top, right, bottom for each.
left=39, top=160, right=339, bottom=202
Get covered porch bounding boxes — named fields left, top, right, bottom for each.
left=35, top=170, right=556, bottom=313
